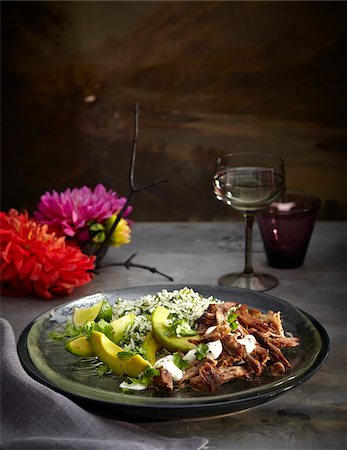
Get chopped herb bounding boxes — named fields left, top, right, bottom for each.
left=227, top=311, right=239, bottom=332
left=94, top=363, right=111, bottom=377
left=228, top=312, right=238, bottom=323
left=117, top=351, right=135, bottom=360
left=96, top=300, right=113, bottom=322
left=66, top=321, right=83, bottom=337
left=167, top=319, right=196, bottom=338
left=84, top=319, right=115, bottom=342
left=50, top=320, right=82, bottom=341
left=230, top=321, right=239, bottom=332
left=141, top=366, right=160, bottom=384
left=195, top=343, right=209, bottom=361
left=135, top=346, right=148, bottom=360
left=51, top=317, right=116, bottom=343
left=124, top=366, right=160, bottom=388
left=50, top=331, right=66, bottom=341
left=117, top=347, right=148, bottom=360
left=173, top=352, right=190, bottom=370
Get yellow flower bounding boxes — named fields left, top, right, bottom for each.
left=105, top=215, right=131, bottom=247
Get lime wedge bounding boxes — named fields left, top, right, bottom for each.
left=73, top=300, right=104, bottom=327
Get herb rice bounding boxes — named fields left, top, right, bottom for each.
left=112, top=287, right=220, bottom=351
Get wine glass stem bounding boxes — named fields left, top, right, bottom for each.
left=243, top=213, right=255, bottom=275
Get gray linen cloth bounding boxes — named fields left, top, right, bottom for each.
left=0, top=318, right=207, bottom=450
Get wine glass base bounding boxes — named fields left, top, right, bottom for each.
left=218, top=272, right=278, bottom=292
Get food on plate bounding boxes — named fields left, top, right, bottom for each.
left=110, top=314, right=135, bottom=344
left=90, top=331, right=151, bottom=378
left=143, top=331, right=161, bottom=365
left=52, top=288, right=299, bottom=394
left=73, top=300, right=103, bottom=327
left=65, top=312, right=134, bottom=356
left=65, top=335, right=94, bottom=357
left=151, top=306, right=197, bottom=352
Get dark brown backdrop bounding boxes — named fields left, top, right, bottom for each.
left=1, top=1, right=346, bottom=221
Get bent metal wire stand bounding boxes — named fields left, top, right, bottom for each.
left=92, top=104, right=173, bottom=282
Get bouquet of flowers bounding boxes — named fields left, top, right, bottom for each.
left=1, top=104, right=170, bottom=300
left=1, top=184, right=132, bottom=300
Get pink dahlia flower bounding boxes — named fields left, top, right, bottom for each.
left=33, top=184, right=131, bottom=241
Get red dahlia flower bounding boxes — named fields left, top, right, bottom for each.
left=0, top=209, right=95, bottom=299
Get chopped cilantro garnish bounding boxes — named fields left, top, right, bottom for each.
left=94, top=363, right=111, bottom=377
left=50, top=321, right=82, bottom=341
left=141, top=366, right=160, bottom=384
left=228, top=312, right=238, bottom=323
left=195, top=343, right=209, bottom=361
left=230, top=321, right=238, bottom=331
left=117, top=351, right=135, bottom=360
left=124, top=366, right=160, bottom=388
left=50, top=331, right=66, bottom=341
left=84, top=319, right=115, bottom=342
left=96, top=300, right=113, bottom=322
left=227, top=310, right=239, bottom=332
left=167, top=319, right=196, bottom=338
left=135, top=346, right=148, bottom=360
left=173, top=352, right=190, bottom=370
left=117, top=346, right=148, bottom=360
left=50, top=314, right=115, bottom=343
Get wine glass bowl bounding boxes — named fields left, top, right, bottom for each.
left=213, top=152, right=285, bottom=291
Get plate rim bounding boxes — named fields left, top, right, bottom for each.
left=17, top=284, right=330, bottom=416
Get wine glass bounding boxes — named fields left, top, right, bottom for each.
left=213, top=152, right=286, bottom=291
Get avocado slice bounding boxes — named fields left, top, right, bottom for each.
left=151, top=306, right=197, bottom=352
left=143, top=330, right=161, bottom=364
left=110, top=313, right=135, bottom=344
left=65, top=335, right=94, bottom=357
left=90, top=331, right=150, bottom=377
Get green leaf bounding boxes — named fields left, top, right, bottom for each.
left=50, top=320, right=82, bottom=341
left=135, top=345, right=148, bottom=360
left=227, top=310, right=239, bottom=332
left=94, top=363, right=111, bottom=377
left=125, top=366, right=160, bottom=387
left=89, top=222, right=105, bottom=232
left=195, top=343, right=209, bottom=361
left=142, top=366, right=160, bottom=384
left=92, top=232, right=105, bottom=244
left=167, top=319, right=196, bottom=338
left=83, top=319, right=115, bottom=342
left=50, top=331, right=66, bottom=341
left=230, top=321, right=238, bottom=332
left=88, top=221, right=107, bottom=244
left=228, top=312, right=238, bottom=323
left=173, top=352, right=190, bottom=370
left=96, top=300, right=113, bottom=322
left=117, top=351, right=135, bottom=360
left=117, top=347, right=148, bottom=360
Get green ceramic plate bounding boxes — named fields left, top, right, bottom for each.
left=18, top=285, right=329, bottom=420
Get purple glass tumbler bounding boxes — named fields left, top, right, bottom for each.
left=257, top=192, right=321, bottom=269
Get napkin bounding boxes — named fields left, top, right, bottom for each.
left=0, top=318, right=207, bottom=450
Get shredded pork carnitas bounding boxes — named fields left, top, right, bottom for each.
left=152, top=302, right=299, bottom=393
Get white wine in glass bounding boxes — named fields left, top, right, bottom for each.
left=213, top=152, right=286, bottom=291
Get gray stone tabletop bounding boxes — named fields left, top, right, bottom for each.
left=1, top=221, right=347, bottom=449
